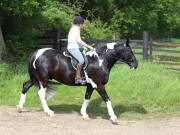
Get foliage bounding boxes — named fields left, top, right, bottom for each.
left=110, top=9, right=140, bottom=38
left=0, top=0, right=179, bottom=60
left=0, top=0, right=45, bottom=16
left=155, top=0, right=180, bottom=37
left=82, top=19, right=113, bottom=39
left=41, top=1, right=78, bottom=33
left=80, top=0, right=180, bottom=39
left=0, top=0, right=114, bottom=60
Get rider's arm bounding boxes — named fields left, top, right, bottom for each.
left=76, top=29, right=94, bottom=50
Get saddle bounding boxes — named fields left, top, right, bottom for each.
left=63, top=50, right=88, bottom=70
left=63, top=49, right=98, bottom=88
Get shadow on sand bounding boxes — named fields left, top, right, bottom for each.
left=50, top=98, right=147, bottom=120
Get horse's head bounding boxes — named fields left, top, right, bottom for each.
left=114, top=40, right=138, bottom=69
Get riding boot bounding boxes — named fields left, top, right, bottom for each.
left=75, top=64, right=84, bottom=84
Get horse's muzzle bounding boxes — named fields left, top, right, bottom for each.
left=129, top=59, right=138, bottom=69
left=130, top=62, right=138, bottom=69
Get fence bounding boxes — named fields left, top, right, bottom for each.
left=151, top=41, right=180, bottom=71
left=133, top=32, right=180, bottom=71
left=36, top=31, right=180, bottom=71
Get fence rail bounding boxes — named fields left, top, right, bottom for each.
left=153, top=41, right=180, bottom=47
left=153, top=49, right=180, bottom=53
left=155, top=61, right=180, bottom=66
left=155, top=55, right=180, bottom=61
left=36, top=31, right=180, bottom=71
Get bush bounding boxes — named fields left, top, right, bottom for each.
left=82, top=19, right=113, bottom=39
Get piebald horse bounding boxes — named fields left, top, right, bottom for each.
left=17, top=40, right=138, bottom=123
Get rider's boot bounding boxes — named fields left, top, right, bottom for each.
left=75, top=64, right=85, bottom=84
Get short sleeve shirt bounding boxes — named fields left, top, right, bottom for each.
left=67, top=25, right=81, bottom=49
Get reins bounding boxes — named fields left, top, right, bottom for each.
left=92, top=49, right=126, bottom=63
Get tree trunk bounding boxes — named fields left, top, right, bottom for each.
left=0, top=21, right=6, bottom=60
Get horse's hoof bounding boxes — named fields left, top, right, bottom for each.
left=17, top=105, right=23, bottom=113
left=110, top=116, right=118, bottom=124
left=46, top=110, right=55, bottom=117
left=82, top=114, right=90, bottom=120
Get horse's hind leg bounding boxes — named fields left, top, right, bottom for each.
left=38, top=81, right=54, bottom=117
left=17, top=80, right=33, bottom=112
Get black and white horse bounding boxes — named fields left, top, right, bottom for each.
left=17, top=40, right=138, bottom=123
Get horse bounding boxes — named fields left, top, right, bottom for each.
left=17, top=39, right=138, bottom=123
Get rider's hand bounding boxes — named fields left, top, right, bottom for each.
left=88, top=46, right=95, bottom=50
left=83, top=46, right=88, bottom=51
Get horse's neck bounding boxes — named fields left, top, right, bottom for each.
left=102, top=53, right=118, bottom=72
left=86, top=49, right=118, bottom=72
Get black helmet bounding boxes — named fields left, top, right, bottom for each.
left=73, top=16, right=85, bottom=25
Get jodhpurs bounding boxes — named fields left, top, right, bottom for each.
left=68, top=48, right=85, bottom=64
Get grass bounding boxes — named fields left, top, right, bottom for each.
left=0, top=61, right=180, bottom=119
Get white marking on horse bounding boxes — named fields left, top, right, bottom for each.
left=38, top=82, right=54, bottom=116
left=17, top=93, right=26, bottom=110
left=99, top=59, right=103, bottom=66
left=86, top=49, right=98, bottom=57
left=106, top=100, right=115, bottom=116
left=84, top=71, right=97, bottom=88
left=106, top=42, right=116, bottom=49
left=106, top=100, right=117, bottom=123
left=86, top=50, right=103, bottom=67
left=80, top=99, right=90, bottom=119
left=33, top=48, right=52, bottom=69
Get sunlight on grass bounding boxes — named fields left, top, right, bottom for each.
left=0, top=62, right=180, bottom=119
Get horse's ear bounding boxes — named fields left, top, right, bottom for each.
left=126, top=39, right=130, bottom=47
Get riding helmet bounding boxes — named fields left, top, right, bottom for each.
left=73, top=16, right=85, bottom=25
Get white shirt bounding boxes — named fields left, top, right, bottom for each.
left=67, top=25, right=83, bottom=49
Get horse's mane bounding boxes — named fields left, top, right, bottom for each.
left=95, top=41, right=126, bottom=57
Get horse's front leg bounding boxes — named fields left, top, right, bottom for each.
left=97, top=85, right=117, bottom=124
left=81, top=84, right=94, bottom=120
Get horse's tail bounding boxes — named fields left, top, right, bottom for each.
left=46, top=81, right=62, bottom=100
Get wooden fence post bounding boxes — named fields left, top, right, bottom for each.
left=149, top=37, right=153, bottom=62
left=143, top=31, right=149, bottom=61
left=52, top=29, right=60, bottom=50
left=56, top=31, right=61, bottom=50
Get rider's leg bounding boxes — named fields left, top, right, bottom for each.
left=68, top=48, right=85, bottom=83
left=75, top=63, right=84, bottom=83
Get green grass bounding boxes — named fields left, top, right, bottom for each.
left=0, top=62, right=180, bottom=119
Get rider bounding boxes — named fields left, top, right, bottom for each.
left=67, top=16, right=94, bottom=84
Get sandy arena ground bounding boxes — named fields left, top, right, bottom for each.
left=0, top=107, right=180, bottom=135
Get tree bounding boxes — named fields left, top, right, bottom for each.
left=0, top=0, right=77, bottom=60
left=155, top=0, right=180, bottom=37
left=0, top=11, right=6, bottom=60
left=79, top=0, right=179, bottom=39
left=0, top=0, right=45, bottom=60
left=109, top=0, right=158, bottom=38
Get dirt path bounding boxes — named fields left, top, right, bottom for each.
left=0, top=107, right=180, bottom=135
